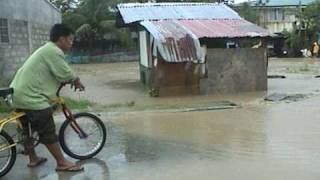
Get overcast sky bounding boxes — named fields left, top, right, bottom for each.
left=234, top=0, right=249, bottom=3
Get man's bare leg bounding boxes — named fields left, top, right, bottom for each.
left=45, top=142, right=83, bottom=171
left=24, top=141, right=47, bottom=167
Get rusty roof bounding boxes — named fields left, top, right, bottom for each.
left=117, top=3, right=241, bottom=24
left=141, top=20, right=202, bottom=63
left=177, top=19, right=269, bottom=38
left=140, top=19, right=269, bottom=63
left=142, top=19, right=269, bottom=39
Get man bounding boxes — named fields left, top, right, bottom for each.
left=313, top=42, right=319, bottom=58
left=10, top=24, right=85, bottom=172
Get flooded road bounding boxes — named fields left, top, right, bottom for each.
left=4, top=58, right=320, bottom=179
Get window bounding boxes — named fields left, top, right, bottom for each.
left=268, top=8, right=284, bottom=21
left=0, top=18, right=9, bottom=43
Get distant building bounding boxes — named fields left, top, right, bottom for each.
left=0, top=0, right=61, bottom=84
left=253, top=0, right=314, bottom=33
left=117, top=3, right=269, bottom=96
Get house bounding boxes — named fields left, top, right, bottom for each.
left=254, top=0, right=315, bottom=33
left=117, top=3, right=270, bottom=96
left=0, top=0, right=61, bottom=84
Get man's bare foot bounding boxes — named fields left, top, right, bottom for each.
left=56, top=161, right=83, bottom=172
left=27, top=157, right=47, bottom=167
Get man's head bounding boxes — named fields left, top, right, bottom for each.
left=50, top=24, right=74, bottom=51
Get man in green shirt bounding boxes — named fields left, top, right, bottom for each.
left=10, top=24, right=84, bottom=172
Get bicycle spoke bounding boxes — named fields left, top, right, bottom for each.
left=60, top=113, right=106, bottom=159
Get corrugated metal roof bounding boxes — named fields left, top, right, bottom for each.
left=117, top=3, right=242, bottom=24
left=141, top=20, right=203, bottom=63
left=141, top=19, right=269, bottom=39
left=140, top=19, right=269, bottom=62
left=177, top=19, right=269, bottom=38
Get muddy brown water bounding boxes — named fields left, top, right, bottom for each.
left=4, top=58, right=320, bottom=179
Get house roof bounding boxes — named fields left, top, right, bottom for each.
left=140, top=19, right=269, bottom=62
left=141, top=19, right=269, bottom=40
left=140, top=20, right=201, bottom=63
left=256, top=0, right=314, bottom=6
left=174, top=19, right=269, bottom=38
left=117, top=2, right=269, bottom=63
left=117, top=3, right=241, bottom=24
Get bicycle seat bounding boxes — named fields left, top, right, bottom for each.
left=0, top=88, right=13, bottom=98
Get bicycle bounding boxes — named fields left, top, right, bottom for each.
left=0, top=84, right=107, bottom=177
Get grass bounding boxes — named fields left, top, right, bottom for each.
left=63, top=96, right=94, bottom=110
left=0, top=97, right=94, bottom=114
left=95, top=100, right=237, bottom=112
left=1, top=97, right=237, bottom=114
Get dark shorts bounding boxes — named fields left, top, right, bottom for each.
left=19, top=107, right=58, bottom=144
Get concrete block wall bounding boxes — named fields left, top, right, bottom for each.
left=0, top=0, right=60, bottom=85
left=200, top=48, right=268, bottom=94
left=0, top=20, right=51, bottom=84
left=0, top=19, right=29, bottom=82
left=31, top=23, right=51, bottom=50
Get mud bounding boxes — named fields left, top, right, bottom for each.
left=4, top=57, right=320, bottom=180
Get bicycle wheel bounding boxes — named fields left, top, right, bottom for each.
left=59, top=113, right=106, bottom=160
left=0, top=131, right=16, bottom=177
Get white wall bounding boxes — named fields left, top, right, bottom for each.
left=139, top=31, right=149, bottom=67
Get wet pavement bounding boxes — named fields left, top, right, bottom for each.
left=4, top=58, right=320, bottom=179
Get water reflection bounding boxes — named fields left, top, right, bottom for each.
left=118, top=106, right=268, bottom=163
left=124, top=134, right=161, bottom=162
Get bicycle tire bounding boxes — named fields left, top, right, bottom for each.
left=59, top=113, right=106, bottom=160
left=0, top=131, right=16, bottom=178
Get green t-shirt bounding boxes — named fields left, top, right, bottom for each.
left=10, top=42, right=76, bottom=110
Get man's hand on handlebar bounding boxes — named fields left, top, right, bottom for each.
left=70, top=77, right=85, bottom=91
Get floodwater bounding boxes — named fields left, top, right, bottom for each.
left=4, top=58, right=320, bottom=179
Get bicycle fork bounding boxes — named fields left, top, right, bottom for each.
left=62, top=105, right=88, bottom=139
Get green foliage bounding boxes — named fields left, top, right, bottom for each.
left=61, top=0, right=136, bottom=51
left=283, top=30, right=306, bottom=56
left=63, top=97, right=94, bottom=109
left=284, top=0, right=320, bottom=56
left=300, top=0, right=320, bottom=33
left=233, top=2, right=258, bottom=24
left=148, top=88, right=160, bottom=97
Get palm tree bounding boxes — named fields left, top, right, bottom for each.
left=62, top=0, right=117, bottom=49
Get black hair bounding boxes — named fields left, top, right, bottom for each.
left=50, top=23, right=74, bottom=42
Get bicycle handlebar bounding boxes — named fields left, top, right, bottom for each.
left=56, top=83, right=67, bottom=97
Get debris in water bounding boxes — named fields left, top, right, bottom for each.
left=268, top=75, right=286, bottom=79
left=265, top=93, right=307, bottom=102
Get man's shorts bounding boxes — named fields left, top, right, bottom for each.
left=19, top=107, right=58, bottom=144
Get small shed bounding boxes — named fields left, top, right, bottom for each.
left=117, top=3, right=270, bottom=96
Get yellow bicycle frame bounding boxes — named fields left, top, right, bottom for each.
left=0, top=111, right=25, bottom=151
left=0, top=96, right=64, bottom=151
left=0, top=111, right=25, bottom=133
left=0, top=96, right=64, bottom=133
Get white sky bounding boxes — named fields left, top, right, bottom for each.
left=234, top=0, right=249, bottom=3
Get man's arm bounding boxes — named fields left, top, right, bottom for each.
left=45, top=49, right=85, bottom=91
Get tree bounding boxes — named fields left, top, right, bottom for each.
left=300, top=0, right=320, bottom=39
left=233, top=2, right=258, bottom=24
left=285, top=0, right=320, bottom=56
left=62, top=0, right=136, bottom=51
